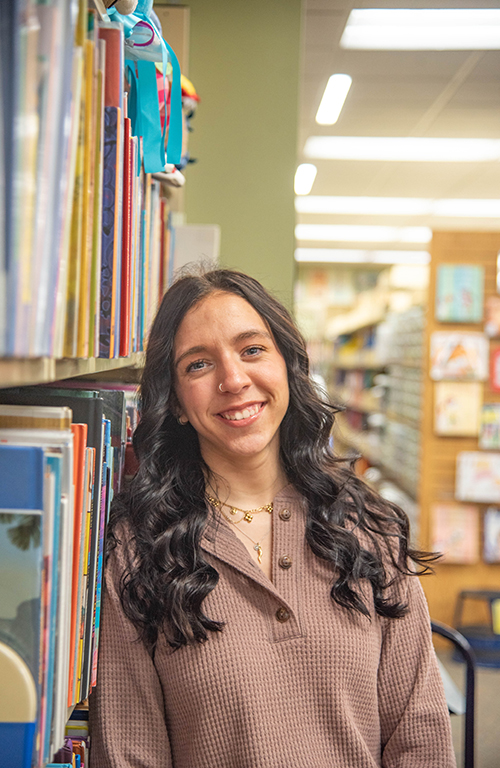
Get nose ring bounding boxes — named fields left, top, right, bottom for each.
left=219, top=383, right=224, bottom=393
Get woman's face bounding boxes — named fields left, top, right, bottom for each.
left=173, top=292, right=289, bottom=469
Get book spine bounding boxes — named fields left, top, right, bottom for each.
left=99, top=106, right=120, bottom=359
left=119, top=118, right=132, bottom=357
left=76, top=38, right=96, bottom=358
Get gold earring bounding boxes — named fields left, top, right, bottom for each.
left=178, top=415, right=188, bottom=425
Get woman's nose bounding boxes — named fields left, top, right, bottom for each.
left=218, top=359, right=251, bottom=393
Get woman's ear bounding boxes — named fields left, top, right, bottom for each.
left=169, top=392, right=188, bottom=425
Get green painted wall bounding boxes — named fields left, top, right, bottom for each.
left=183, top=0, right=301, bottom=307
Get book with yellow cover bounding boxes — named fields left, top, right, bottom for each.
left=76, top=37, right=96, bottom=358
left=89, top=39, right=106, bottom=357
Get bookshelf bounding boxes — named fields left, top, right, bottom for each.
left=0, top=1, right=192, bottom=766
left=0, top=354, right=144, bottom=389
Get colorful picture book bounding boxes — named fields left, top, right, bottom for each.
left=484, top=296, right=500, bottom=338
left=456, top=451, right=500, bottom=503
left=484, top=507, right=500, bottom=563
left=434, top=381, right=482, bottom=437
left=432, top=503, right=479, bottom=564
left=435, top=264, right=484, bottom=323
left=430, top=331, right=488, bottom=381
left=490, top=347, right=500, bottom=392
left=479, top=404, right=500, bottom=450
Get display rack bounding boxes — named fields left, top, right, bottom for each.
left=419, top=230, right=500, bottom=627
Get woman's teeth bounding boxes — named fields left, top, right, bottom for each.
left=221, top=404, right=260, bottom=421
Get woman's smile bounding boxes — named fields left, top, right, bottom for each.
left=217, top=401, right=265, bottom=424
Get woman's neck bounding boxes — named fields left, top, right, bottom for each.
left=204, top=452, right=288, bottom=509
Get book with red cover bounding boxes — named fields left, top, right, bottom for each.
left=67, top=423, right=87, bottom=707
left=119, top=117, right=132, bottom=356
left=97, top=24, right=123, bottom=109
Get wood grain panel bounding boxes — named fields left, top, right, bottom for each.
left=419, top=231, right=500, bottom=626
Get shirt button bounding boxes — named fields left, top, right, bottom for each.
left=278, top=554, right=292, bottom=569
left=276, top=607, right=290, bottom=623
left=279, top=508, right=291, bottom=521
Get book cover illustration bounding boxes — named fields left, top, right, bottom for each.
left=430, top=331, right=488, bottom=381
left=432, top=503, right=479, bottom=564
left=456, top=451, right=500, bottom=503
left=435, top=264, right=484, bottom=323
left=485, top=296, right=500, bottom=338
left=484, top=507, right=500, bottom=563
left=479, top=404, right=500, bottom=450
left=434, top=381, right=482, bottom=437
left=490, top=347, right=500, bottom=392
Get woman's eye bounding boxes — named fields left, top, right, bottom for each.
left=244, top=346, right=264, bottom=357
left=186, top=359, right=206, bottom=372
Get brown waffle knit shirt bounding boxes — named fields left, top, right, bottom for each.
left=89, top=485, right=456, bottom=767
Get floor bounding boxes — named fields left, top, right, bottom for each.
left=437, top=650, right=500, bottom=768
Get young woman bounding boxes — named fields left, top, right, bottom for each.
left=89, top=269, right=456, bottom=768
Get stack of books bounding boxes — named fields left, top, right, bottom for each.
left=0, top=384, right=139, bottom=766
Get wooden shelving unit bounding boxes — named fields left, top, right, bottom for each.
left=0, top=353, right=145, bottom=389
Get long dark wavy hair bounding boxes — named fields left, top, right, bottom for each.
left=109, top=268, right=436, bottom=650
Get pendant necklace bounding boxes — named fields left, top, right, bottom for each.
left=206, top=495, right=272, bottom=564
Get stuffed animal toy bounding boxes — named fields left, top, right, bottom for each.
left=104, top=0, right=138, bottom=15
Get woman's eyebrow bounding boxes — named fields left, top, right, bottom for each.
left=232, top=329, right=272, bottom=343
left=174, top=345, right=208, bottom=368
left=175, top=330, right=271, bottom=369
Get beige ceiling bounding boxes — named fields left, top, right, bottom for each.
left=297, top=0, right=500, bottom=251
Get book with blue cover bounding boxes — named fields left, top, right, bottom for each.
left=0, top=444, right=44, bottom=679
left=99, top=105, right=121, bottom=359
left=0, top=444, right=45, bottom=768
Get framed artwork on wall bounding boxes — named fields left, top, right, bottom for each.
left=485, top=296, right=500, bottom=338
left=484, top=507, right=500, bottom=563
left=456, top=451, right=500, bottom=503
left=434, top=381, right=482, bottom=437
left=490, top=347, right=500, bottom=392
left=432, top=503, right=479, bottom=564
left=430, top=331, right=488, bottom=381
left=479, top=404, right=500, bottom=449
left=435, top=264, right=484, bottom=323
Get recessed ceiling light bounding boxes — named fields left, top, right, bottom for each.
left=295, top=224, right=432, bottom=243
left=304, top=136, right=500, bottom=162
left=295, top=248, right=431, bottom=265
left=340, top=9, right=500, bottom=51
left=295, top=196, right=500, bottom=218
left=315, top=74, right=352, bottom=125
left=294, top=164, right=317, bottom=195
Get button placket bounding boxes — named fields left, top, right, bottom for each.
left=269, top=497, right=303, bottom=641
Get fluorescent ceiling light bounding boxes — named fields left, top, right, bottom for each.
left=315, top=74, right=352, bottom=125
left=294, top=163, right=317, bottom=195
left=304, top=136, right=500, bottom=163
left=296, top=196, right=428, bottom=215
left=295, top=224, right=432, bottom=243
left=295, top=196, right=500, bottom=218
left=433, top=199, right=500, bottom=218
left=295, top=249, right=431, bottom=265
left=340, top=9, right=500, bottom=51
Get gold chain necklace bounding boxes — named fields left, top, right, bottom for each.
left=206, top=495, right=273, bottom=523
left=206, top=495, right=272, bottom=564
